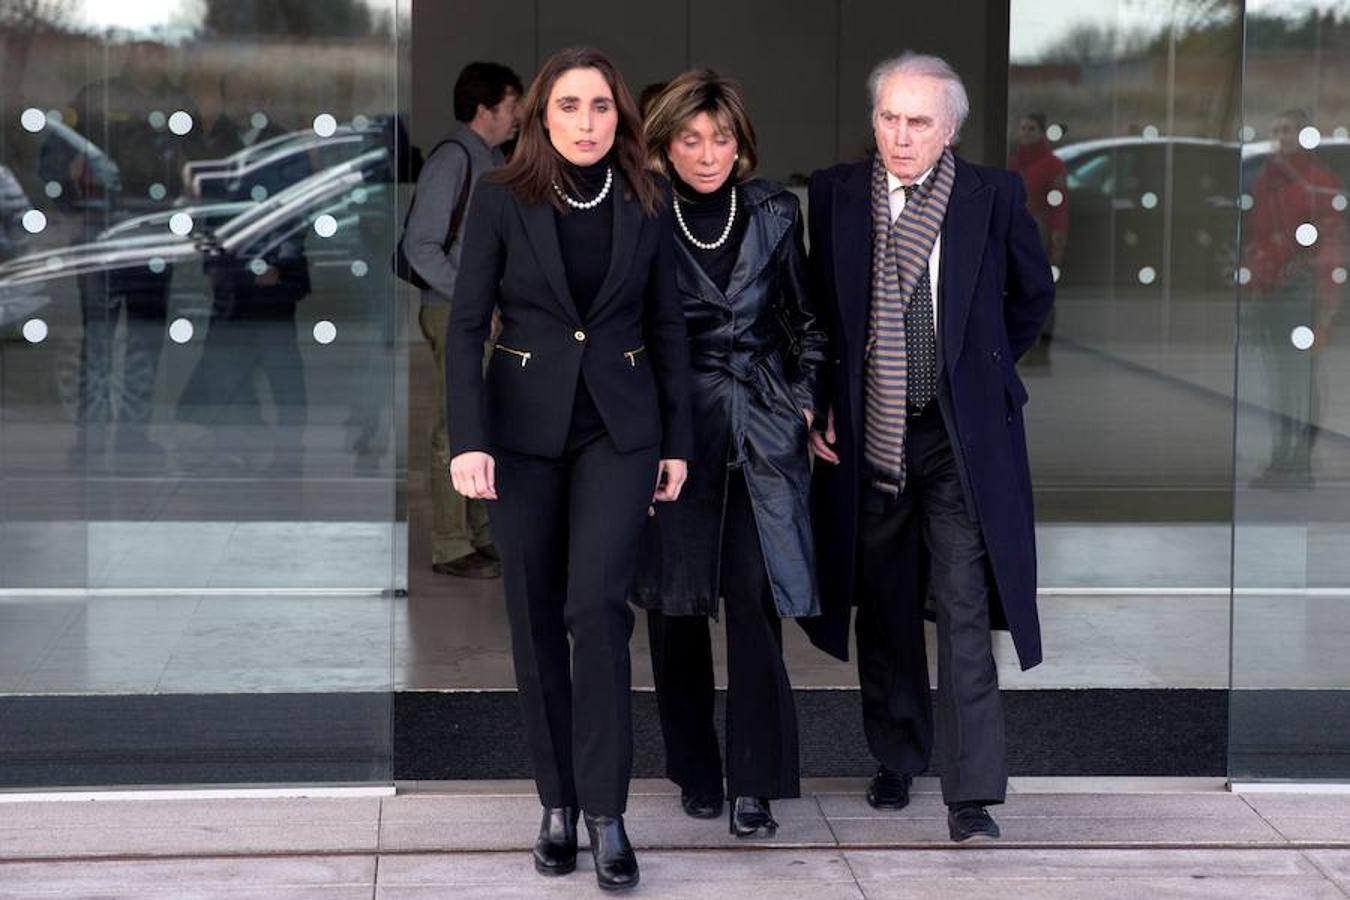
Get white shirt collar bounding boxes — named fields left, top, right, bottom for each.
left=886, top=167, right=934, bottom=194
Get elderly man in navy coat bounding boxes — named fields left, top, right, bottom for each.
left=805, top=52, right=1054, bottom=842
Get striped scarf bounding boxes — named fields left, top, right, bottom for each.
left=863, top=148, right=955, bottom=490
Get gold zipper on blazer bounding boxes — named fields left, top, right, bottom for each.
left=494, top=343, right=532, bottom=367
left=623, top=345, right=646, bottom=367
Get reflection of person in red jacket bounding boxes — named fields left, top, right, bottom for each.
left=1243, top=109, right=1347, bottom=488
left=1010, top=113, right=1067, bottom=364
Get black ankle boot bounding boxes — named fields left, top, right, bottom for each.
left=583, top=812, right=639, bottom=891
left=532, top=806, right=578, bottom=876
left=729, top=796, right=778, bottom=837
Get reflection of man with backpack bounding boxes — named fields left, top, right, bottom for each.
left=401, top=62, right=522, bottom=578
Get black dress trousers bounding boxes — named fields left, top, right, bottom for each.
left=491, top=428, right=660, bottom=817
left=646, top=470, right=800, bottom=800
left=855, top=399, right=1008, bottom=806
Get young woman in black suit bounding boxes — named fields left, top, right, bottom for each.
left=446, top=47, right=692, bottom=891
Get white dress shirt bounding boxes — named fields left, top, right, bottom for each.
left=886, top=168, right=941, bottom=334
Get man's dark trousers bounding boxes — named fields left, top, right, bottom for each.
left=855, top=386, right=1007, bottom=806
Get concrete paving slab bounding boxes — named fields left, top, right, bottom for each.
left=375, top=882, right=865, bottom=900
left=0, top=855, right=376, bottom=891
left=817, top=792, right=1251, bottom=820
left=842, top=848, right=1319, bottom=879
left=827, top=814, right=1286, bottom=846
left=1265, top=817, right=1350, bottom=842
left=1244, top=793, right=1350, bottom=819
left=855, top=876, right=1344, bottom=899
left=0, top=798, right=381, bottom=830
left=1, top=889, right=376, bottom=900
left=1008, top=777, right=1229, bottom=793
left=0, top=824, right=379, bottom=860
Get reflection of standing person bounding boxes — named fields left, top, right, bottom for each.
left=1244, top=109, right=1347, bottom=488
left=406, top=62, right=522, bottom=578
left=1009, top=113, right=1066, bottom=366
left=806, top=54, right=1054, bottom=843
left=447, top=48, right=691, bottom=891
left=52, top=42, right=194, bottom=470
left=632, top=70, right=827, bottom=839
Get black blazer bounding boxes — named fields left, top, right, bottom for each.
left=446, top=172, right=693, bottom=461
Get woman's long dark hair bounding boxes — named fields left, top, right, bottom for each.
left=494, top=47, right=660, bottom=216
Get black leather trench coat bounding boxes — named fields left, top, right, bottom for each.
left=631, top=179, right=827, bottom=618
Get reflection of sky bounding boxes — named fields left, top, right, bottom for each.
left=1013, top=0, right=1348, bottom=62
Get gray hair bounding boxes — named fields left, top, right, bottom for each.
left=868, top=52, right=969, bottom=140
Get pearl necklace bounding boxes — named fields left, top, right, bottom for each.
left=552, top=166, right=613, bottom=209
left=674, top=187, right=737, bottom=251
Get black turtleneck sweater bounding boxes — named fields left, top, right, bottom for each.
left=672, top=175, right=748, bottom=293
left=554, top=157, right=614, bottom=322
left=553, top=156, right=614, bottom=447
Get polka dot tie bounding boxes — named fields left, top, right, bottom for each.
left=901, top=185, right=938, bottom=411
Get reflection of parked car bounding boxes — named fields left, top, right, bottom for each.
left=184, top=121, right=386, bottom=202
left=1055, top=137, right=1242, bottom=293
left=26, top=118, right=125, bottom=210
left=0, top=147, right=393, bottom=328
left=0, top=163, right=34, bottom=260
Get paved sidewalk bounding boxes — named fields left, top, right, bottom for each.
left=2, top=779, right=1350, bottom=898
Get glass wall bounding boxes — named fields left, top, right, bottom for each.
left=1230, top=0, right=1350, bottom=781
left=0, top=1, right=401, bottom=786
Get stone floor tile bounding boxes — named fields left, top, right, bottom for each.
left=1009, top=777, right=1229, bottom=794
left=376, top=882, right=864, bottom=899
left=0, top=824, right=378, bottom=859
left=1243, top=793, right=1350, bottom=819
left=827, top=814, right=1286, bottom=846
left=0, top=798, right=380, bottom=830
left=820, top=792, right=1248, bottom=820
left=843, top=848, right=1318, bottom=880
left=855, top=876, right=1343, bottom=899
left=0, top=855, right=375, bottom=890
left=1265, top=817, right=1350, bottom=842
left=2, top=890, right=375, bottom=900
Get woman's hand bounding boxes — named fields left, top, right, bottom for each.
left=450, top=451, right=497, bottom=499
left=808, top=406, right=839, bottom=465
left=653, top=459, right=687, bottom=503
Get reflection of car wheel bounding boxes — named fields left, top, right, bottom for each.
left=53, top=335, right=157, bottom=424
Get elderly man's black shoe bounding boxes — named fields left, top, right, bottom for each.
left=730, top=796, right=778, bottom=837
left=680, top=790, right=724, bottom=819
left=948, top=803, right=1000, bottom=842
left=583, top=813, right=639, bottom=891
left=866, top=766, right=912, bottom=810
left=532, top=806, right=578, bottom=876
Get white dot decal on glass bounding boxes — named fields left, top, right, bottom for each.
left=44, top=181, right=62, bottom=199
left=168, top=318, right=194, bottom=343
left=313, top=113, right=337, bottom=137
left=45, top=256, right=62, bottom=271
left=147, top=109, right=167, bottom=130
left=1333, top=267, right=1348, bottom=285
left=1334, top=194, right=1347, bottom=212
left=1239, top=193, right=1254, bottom=211
left=351, top=260, right=368, bottom=277
left=251, top=111, right=269, bottom=130
left=313, top=320, right=337, bottom=344
left=313, top=214, right=338, bottom=237
left=1123, top=231, right=1139, bottom=246
left=1142, top=125, right=1160, bottom=140
left=1336, top=126, right=1349, bottom=140
left=1141, top=192, right=1159, bottom=210
left=352, top=114, right=370, bottom=130
left=1051, top=265, right=1061, bottom=283
left=351, top=187, right=368, bottom=204
left=168, top=110, right=193, bottom=135
left=1291, top=325, right=1315, bottom=351
left=1237, top=267, right=1252, bottom=285
left=148, top=256, right=166, bottom=273
left=1295, top=223, right=1318, bottom=247
left=169, top=212, right=194, bottom=236
left=1046, top=123, right=1064, bottom=142
left=46, top=109, right=63, bottom=125
left=1196, top=231, right=1212, bottom=246
left=249, top=258, right=269, bottom=276
left=250, top=184, right=268, bottom=202
left=22, top=319, right=48, bottom=343
left=21, top=107, right=46, bottom=132
left=1046, top=189, right=1064, bottom=207
left=1299, top=126, right=1321, bottom=150
left=1239, top=125, right=1256, bottom=142
left=148, top=182, right=167, bottom=201
left=22, top=210, right=47, bottom=233
left=1138, top=266, right=1157, bottom=285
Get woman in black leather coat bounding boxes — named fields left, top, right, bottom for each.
left=631, top=70, right=827, bottom=838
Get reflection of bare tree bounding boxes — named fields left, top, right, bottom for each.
left=0, top=0, right=74, bottom=90
left=192, top=0, right=380, bottom=37
left=1039, top=23, right=1155, bottom=66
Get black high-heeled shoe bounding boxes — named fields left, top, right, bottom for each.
left=583, top=812, right=640, bottom=891
left=532, top=806, right=578, bottom=876
left=729, top=796, right=778, bottom=837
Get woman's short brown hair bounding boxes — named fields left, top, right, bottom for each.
left=643, top=69, right=758, bottom=182
left=495, top=47, right=659, bottom=215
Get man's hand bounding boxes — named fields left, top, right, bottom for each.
left=808, top=407, right=839, bottom=465
left=653, top=459, right=687, bottom=503
left=450, top=451, right=497, bottom=499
